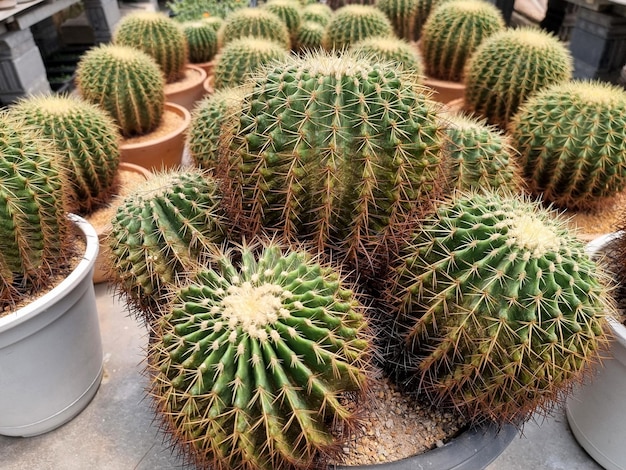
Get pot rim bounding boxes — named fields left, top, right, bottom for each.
left=119, top=102, right=191, bottom=151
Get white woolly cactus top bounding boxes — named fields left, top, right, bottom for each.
left=504, top=211, right=562, bottom=257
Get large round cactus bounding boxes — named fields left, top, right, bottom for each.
left=421, top=0, right=505, bottom=82
left=113, top=11, right=188, bottom=83
left=264, top=0, right=302, bottom=38
left=302, top=2, right=333, bottom=26
left=464, top=27, right=573, bottom=128
left=375, top=0, right=419, bottom=41
left=182, top=20, right=219, bottom=64
left=509, top=80, right=626, bottom=211
left=107, top=168, right=226, bottom=320
left=218, top=8, right=291, bottom=49
left=390, top=190, right=613, bottom=423
left=349, top=36, right=425, bottom=77
left=212, top=51, right=445, bottom=282
left=322, top=4, right=395, bottom=50
left=148, top=241, right=370, bottom=470
left=10, top=94, right=121, bottom=215
left=76, top=44, right=165, bottom=138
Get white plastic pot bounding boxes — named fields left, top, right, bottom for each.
left=566, top=232, right=626, bottom=470
left=0, top=214, right=103, bottom=437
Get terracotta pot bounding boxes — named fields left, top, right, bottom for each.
left=0, top=0, right=16, bottom=9
left=424, top=77, right=466, bottom=104
left=119, top=102, right=190, bottom=172
left=445, top=97, right=465, bottom=114
left=203, top=74, right=214, bottom=96
left=164, top=64, right=208, bottom=112
left=194, top=59, right=215, bottom=77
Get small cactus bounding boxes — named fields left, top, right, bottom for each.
left=218, top=7, right=291, bottom=49
left=182, top=20, right=219, bottom=64
left=294, top=21, right=326, bottom=51
left=168, top=0, right=246, bottom=21
left=322, top=4, right=395, bottom=50
left=349, top=36, right=425, bottom=77
left=509, top=80, right=626, bottom=211
left=9, top=94, right=121, bottom=215
left=264, top=0, right=302, bottom=39
left=113, top=11, right=189, bottom=83
left=76, top=44, right=165, bottom=138
left=302, top=3, right=333, bottom=26
left=148, top=241, right=370, bottom=470
left=390, top=190, right=613, bottom=423
left=375, top=0, right=419, bottom=41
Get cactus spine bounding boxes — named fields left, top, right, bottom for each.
left=350, top=36, right=425, bottom=77
left=322, top=4, right=394, bottom=50
left=182, top=20, right=219, bottom=64
left=148, top=241, right=370, bottom=470
left=390, top=190, right=613, bottom=423
left=302, top=3, right=333, bottom=27
left=375, top=0, right=419, bottom=41
left=76, top=44, right=165, bottom=138
left=218, top=8, right=291, bottom=49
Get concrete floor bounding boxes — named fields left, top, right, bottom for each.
left=0, top=282, right=605, bottom=470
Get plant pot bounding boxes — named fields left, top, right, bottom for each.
left=203, top=74, right=214, bottom=96
left=566, top=232, right=626, bottom=470
left=164, top=64, right=208, bottom=112
left=0, top=214, right=103, bottom=437
left=120, top=102, right=190, bottom=172
left=424, top=77, right=466, bottom=104
left=0, top=0, right=16, bottom=9
left=195, top=58, right=215, bottom=78
left=444, top=97, right=465, bottom=115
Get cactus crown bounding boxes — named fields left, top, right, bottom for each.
left=76, top=44, right=166, bottom=138
left=375, top=0, right=420, bottom=41
left=218, top=7, right=291, bottom=49
left=113, top=11, right=188, bottom=83
left=182, top=20, right=219, bottom=63
left=302, top=2, right=333, bottom=26
left=350, top=36, right=425, bottom=78
left=322, top=4, right=395, bottom=51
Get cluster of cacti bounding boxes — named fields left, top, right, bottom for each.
left=213, top=37, right=289, bottom=89
left=322, top=4, right=394, bottom=50
left=264, top=0, right=302, bottom=38
left=509, top=80, right=626, bottom=211
left=442, top=113, right=522, bottom=193
left=464, top=27, right=573, bottom=128
left=294, top=21, right=326, bottom=51
left=302, top=2, right=333, bottom=26
left=375, top=0, right=419, bottom=41
left=218, top=7, right=291, bottom=49
left=390, top=190, right=612, bottom=423
left=148, top=241, right=370, bottom=470
left=0, top=111, right=71, bottom=308
left=208, top=51, right=445, bottom=282
left=182, top=20, right=219, bottom=64
left=107, top=168, right=226, bottom=321
left=168, top=0, right=246, bottom=20
left=76, top=44, right=165, bottom=138
left=349, top=36, right=425, bottom=77
left=420, top=0, right=505, bottom=82
left=113, top=11, right=188, bottom=83
left=9, top=95, right=121, bottom=215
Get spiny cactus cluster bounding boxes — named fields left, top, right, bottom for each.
left=302, top=2, right=333, bottom=26
left=322, top=4, right=394, bottom=50
left=375, top=0, right=419, bottom=41
left=113, top=11, right=189, bottom=83
left=350, top=36, right=425, bottom=77
left=182, top=20, right=219, bottom=64
left=218, top=7, right=291, bottom=49
left=168, top=0, right=246, bottom=21
left=294, top=21, right=326, bottom=51
left=509, top=80, right=626, bottom=211
left=9, top=95, right=121, bottom=215
left=148, top=241, right=370, bottom=470
left=390, top=190, right=613, bottom=423
left=76, top=44, right=165, bottom=138
left=421, top=0, right=505, bottom=82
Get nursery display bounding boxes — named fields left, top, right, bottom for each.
left=218, top=7, right=291, bottom=49
left=322, top=4, right=395, bottom=50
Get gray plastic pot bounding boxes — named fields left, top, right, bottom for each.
left=0, top=214, right=103, bottom=437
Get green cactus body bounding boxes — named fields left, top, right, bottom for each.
left=391, top=190, right=612, bottom=423
left=10, top=95, right=121, bottom=215
left=464, top=27, right=573, bottom=128
left=213, top=37, right=289, bottom=89
left=202, top=15, right=224, bottom=31
left=149, top=242, right=370, bottom=470
left=168, top=0, right=246, bottom=21
left=509, top=80, right=626, bottom=211
left=322, top=4, right=395, bottom=50
left=302, top=3, right=333, bottom=27
left=182, top=20, right=219, bottom=64
left=76, top=44, right=165, bottom=138
left=376, top=0, right=419, bottom=41
left=113, top=11, right=188, bottom=83
left=219, top=51, right=445, bottom=280
left=421, top=0, right=505, bottom=82
left=414, top=0, right=440, bottom=38
left=294, top=21, right=326, bottom=51
left=443, top=113, right=522, bottom=193
left=349, top=36, right=425, bottom=78
left=218, top=8, right=291, bottom=49
left=264, top=0, right=302, bottom=38
left=107, top=168, right=226, bottom=319
left=0, top=112, right=71, bottom=306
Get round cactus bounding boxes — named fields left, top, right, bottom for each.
left=302, top=3, right=333, bottom=26
left=390, top=190, right=613, bottom=423
left=9, top=94, right=121, bottom=215
left=421, top=0, right=505, bottom=82
left=264, top=0, right=302, bottom=39
left=182, top=20, right=219, bottom=64
left=215, top=51, right=445, bottom=282
left=76, top=44, right=165, bottom=138
left=349, top=36, right=425, bottom=77
left=464, top=27, right=573, bottom=128
left=218, top=7, right=291, bottom=49
left=375, top=0, right=419, bottom=41
left=442, top=113, right=523, bottom=193
left=294, top=20, right=326, bottom=51
left=0, top=112, right=71, bottom=307
left=322, top=4, right=395, bottom=50
left=509, top=80, right=626, bottom=211
left=213, top=37, right=289, bottom=89
left=148, top=241, right=370, bottom=470
left=113, top=11, right=188, bottom=83
left=107, top=168, right=226, bottom=320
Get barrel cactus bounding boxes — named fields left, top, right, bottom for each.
left=264, top=0, right=302, bottom=39
left=390, top=190, right=613, bottom=423
left=464, top=27, right=573, bottom=128
left=182, top=20, right=219, bottom=64
left=113, top=11, right=188, bottom=83
left=213, top=37, right=289, bottom=89
left=322, top=4, right=395, bottom=50
left=421, top=0, right=505, bottom=82
left=76, top=44, right=165, bottom=138
left=375, top=0, right=419, bottom=41
left=349, top=36, right=425, bottom=77
left=10, top=94, right=121, bottom=215
left=218, top=8, right=291, bottom=49
left=302, top=2, right=333, bottom=26
left=148, top=241, right=370, bottom=470
left=509, top=80, right=626, bottom=211
left=107, top=168, right=226, bottom=320
left=294, top=21, right=326, bottom=51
